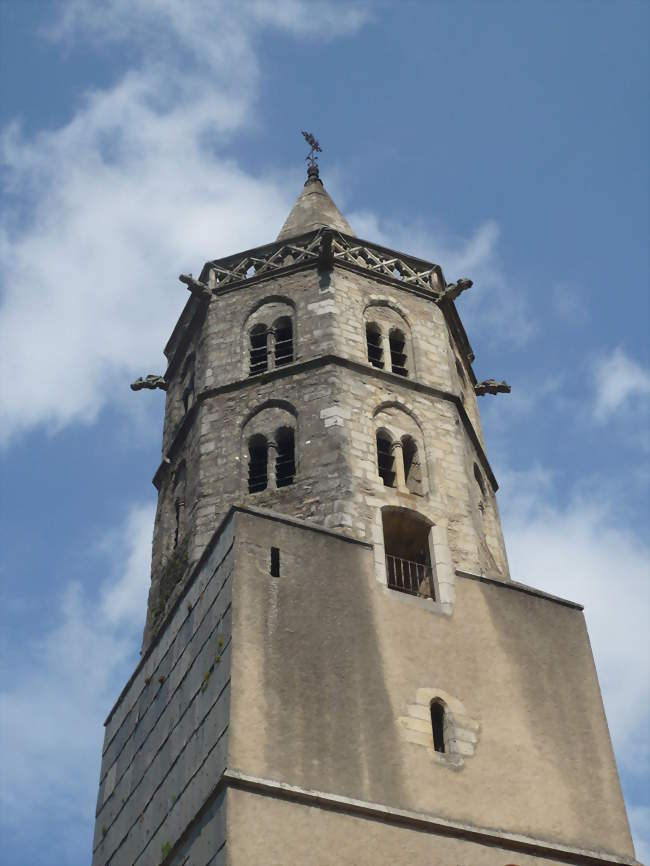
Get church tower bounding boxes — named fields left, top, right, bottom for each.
left=92, top=145, right=638, bottom=866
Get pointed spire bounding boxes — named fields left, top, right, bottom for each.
left=276, top=132, right=354, bottom=241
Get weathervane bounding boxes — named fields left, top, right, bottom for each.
left=301, top=130, right=322, bottom=179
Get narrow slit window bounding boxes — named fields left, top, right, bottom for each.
left=389, top=329, right=408, bottom=377
left=376, top=433, right=395, bottom=487
left=249, top=325, right=268, bottom=376
left=366, top=323, right=384, bottom=368
left=270, top=547, right=280, bottom=577
left=275, top=427, right=296, bottom=488
left=274, top=317, right=294, bottom=367
left=430, top=700, right=445, bottom=753
left=248, top=435, right=268, bottom=493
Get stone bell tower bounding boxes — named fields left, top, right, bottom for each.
left=91, top=143, right=638, bottom=866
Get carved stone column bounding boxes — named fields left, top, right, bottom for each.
left=381, top=333, right=392, bottom=373
left=391, top=440, right=406, bottom=490
left=267, top=442, right=278, bottom=491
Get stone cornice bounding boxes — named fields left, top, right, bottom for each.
left=152, top=355, right=498, bottom=492
left=456, top=569, right=584, bottom=610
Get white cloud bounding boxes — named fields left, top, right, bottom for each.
left=349, top=211, right=535, bottom=348
left=593, top=347, right=650, bottom=422
left=0, top=0, right=369, bottom=447
left=0, top=502, right=155, bottom=865
left=499, top=466, right=650, bottom=780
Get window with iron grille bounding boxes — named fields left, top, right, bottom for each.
left=249, top=325, right=268, bottom=376
left=376, top=432, right=395, bottom=487
left=248, top=435, right=268, bottom=492
left=382, top=508, right=434, bottom=599
left=366, top=323, right=384, bottom=368
left=274, top=317, right=293, bottom=367
left=389, top=329, right=408, bottom=376
left=275, top=427, right=295, bottom=488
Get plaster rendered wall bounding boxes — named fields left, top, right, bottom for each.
left=227, top=510, right=634, bottom=859
left=225, top=787, right=620, bottom=866
left=92, top=522, right=234, bottom=866
left=145, top=264, right=509, bottom=642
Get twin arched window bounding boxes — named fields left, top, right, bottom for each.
left=248, top=316, right=294, bottom=376
left=376, top=431, right=423, bottom=494
left=366, top=323, right=409, bottom=377
left=247, top=427, right=296, bottom=493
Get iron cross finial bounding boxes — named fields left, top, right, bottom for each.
left=301, top=130, right=322, bottom=170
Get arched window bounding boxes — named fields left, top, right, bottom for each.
left=430, top=700, right=446, bottom=753
left=402, top=436, right=423, bottom=495
left=382, top=508, right=433, bottom=598
left=248, top=435, right=268, bottom=493
left=249, top=325, right=268, bottom=376
left=376, top=432, right=395, bottom=487
left=474, top=463, right=485, bottom=496
left=366, top=323, right=384, bottom=369
left=275, top=427, right=295, bottom=488
left=389, top=328, right=408, bottom=377
left=273, top=317, right=293, bottom=367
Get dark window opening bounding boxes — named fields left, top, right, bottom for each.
left=275, top=427, right=296, bottom=488
left=376, top=433, right=395, bottom=487
left=402, top=436, right=423, bottom=495
left=248, top=435, right=268, bottom=493
left=182, top=374, right=195, bottom=414
left=270, top=547, right=280, bottom=577
left=430, top=700, right=446, bottom=753
left=389, top=329, right=408, bottom=377
left=366, top=323, right=383, bottom=369
left=274, top=317, right=294, bottom=367
left=249, top=325, right=268, bottom=376
left=382, top=509, right=433, bottom=598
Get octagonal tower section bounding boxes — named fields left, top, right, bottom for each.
left=143, top=174, right=508, bottom=650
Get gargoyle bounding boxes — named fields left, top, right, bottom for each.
left=437, top=277, right=473, bottom=303
left=130, top=375, right=168, bottom=392
left=475, top=379, right=511, bottom=396
left=179, top=273, right=212, bottom=301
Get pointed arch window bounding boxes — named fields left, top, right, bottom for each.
left=275, top=427, right=296, bottom=488
left=389, top=328, right=408, bottom=376
left=366, top=323, right=384, bottom=369
left=248, top=435, right=268, bottom=493
left=430, top=700, right=446, bottom=753
left=376, top=432, right=396, bottom=487
left=249, top=325, right=268, bottom=376
left=273, top=317, right=293, bottom=367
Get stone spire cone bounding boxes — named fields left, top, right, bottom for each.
left=276, top=164, right=354, bottom=241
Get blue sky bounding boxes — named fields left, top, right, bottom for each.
left=0, top=1, right=648, bottom=864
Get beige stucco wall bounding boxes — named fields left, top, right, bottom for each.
left=226, top=786, right=626, bottom=866
left=227, top=509, right=634, bottom=860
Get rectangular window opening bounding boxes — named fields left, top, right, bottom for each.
left=270, top=547, right=280, bottom=577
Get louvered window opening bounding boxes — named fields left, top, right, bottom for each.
left=377, top=436, right=395, bottom=487
left=366, top=325, right=383, bottom=368
left=389, top=332, right=408, bottom=377
left=248, top=442, right=268, bottom=493
left=386, top=554, right=434, bottom=599
left=276, top=429, right=296, bottom=488
left=249, top=328, right=268, bottom=376
left=274, top=321, right=294, bottom=367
